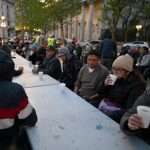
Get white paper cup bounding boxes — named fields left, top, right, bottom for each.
left=34, top=64, right=39, bottom=70
left=38, top=71, right=43, bottom=79
left=12, top=51, right=16, bottom=57
left=59, top=83, right=66, bottom=92
left=109, top=74, right=117, bottom=85
left=29, top=61, right=32, bottom=67
left=137, top=106, right=150, bottom=128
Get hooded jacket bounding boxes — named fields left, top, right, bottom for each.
left=120, top=90, right=150, bottom=145
left=0, top=50, right=37, bottom=147
left=0, top=45, right=23, bottom=76
left=0, top=50, right=14, bottom=81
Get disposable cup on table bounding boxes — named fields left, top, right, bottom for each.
left=38, top=71, right=43, bottom=79
left=59, top=83, right=66, bottom=92
left=34, top=64, right=39, bottom=70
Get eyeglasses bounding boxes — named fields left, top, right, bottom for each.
left=112, top=67, right=125, bottom=73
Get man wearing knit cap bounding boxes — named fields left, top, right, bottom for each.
left=98, top=54, right=146, bottom=123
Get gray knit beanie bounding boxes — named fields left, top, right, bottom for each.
left=112, top=54, right=133, bottom=72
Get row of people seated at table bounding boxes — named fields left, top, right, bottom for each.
left=1, top=42, right=81, bottom=91
left=1, top=43, right=147, bottom=124
left=74, top=50, right=150, bottom=145
left=12, top=43, right=147, bottom=125
left=0, top=46, right=149, bottom=147
left=31, top=45, right=81, bottom=91
left=74, top=51, right=146, bottom=123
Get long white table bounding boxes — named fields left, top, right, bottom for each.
left=13, top=73, right=59, bottom=88
left=12, top=53, right=59, bottom=87
left=26, top=85, right=150, bottom=150
left=12, top=52, right=29, bottom=66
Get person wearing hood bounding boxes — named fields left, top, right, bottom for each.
left=120, top=90, right=150, bottom=145
left=57, top=48, right=68, bottom=72
left=58, top=47, right=77, bottom=90
left=0, top=50, right=37, bottom=149
left=0, top=44, right=23, bottom=76
left=98, top=54, right=146, bottom=123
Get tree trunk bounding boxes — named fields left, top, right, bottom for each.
left=59, top=22, right=64, bottom=39
left=68, top=17, right=72, bottom=39
left=111, top=25, right=117, bottom=41
left=80, top=1, right=86, bottom=41
left=87, top=0, right=95, bottom=41
left=142, top=16, right=148, bottom=40
left=124, top=30, right=128, bottom=42
left=124, top=22, right=129, bottom=42
left=74, top=15, right=78, bottom=40
left=63, top=20, right=67, bottom=39
left=21, top=0, right=24, bottom=42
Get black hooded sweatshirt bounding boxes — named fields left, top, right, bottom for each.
left=0, top=50, right=37, bottom=148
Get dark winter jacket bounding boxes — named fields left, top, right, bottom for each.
left=60, top=55, right=77, bottom=90
left=29, top=51, right=39, bottom=65
left=99, top=38, right=117, bottom=58
left=0, top=44, right=23, bottom=77
left=98, top=71, right=146, bottom=122
left=38, top=54, right=62, bottom=80
left=120, top=90, right=150, bottom=145
left=0, top=50, right=37, bottom=146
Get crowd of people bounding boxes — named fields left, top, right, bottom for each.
left=0, top=33, right=150, bottom=149
left=119, top=45, right=150, bottom=80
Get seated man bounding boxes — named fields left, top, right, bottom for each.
left=22, top=42, right=31, bottom=60
left=32, top=45, right=62, bottom=80
left=0, top=50, right=37, bottom=149
left=37, top=43, right=46, bottom=63
left=120, top=90, right=150, bottom=145
left=74, top=50, right=109, bottom=107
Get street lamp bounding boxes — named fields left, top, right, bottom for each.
left=39, top=0, right=45, bottom=2
left=1, top=16, right=6, bottom=44
left=136, top=24, right=142, bottom=40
